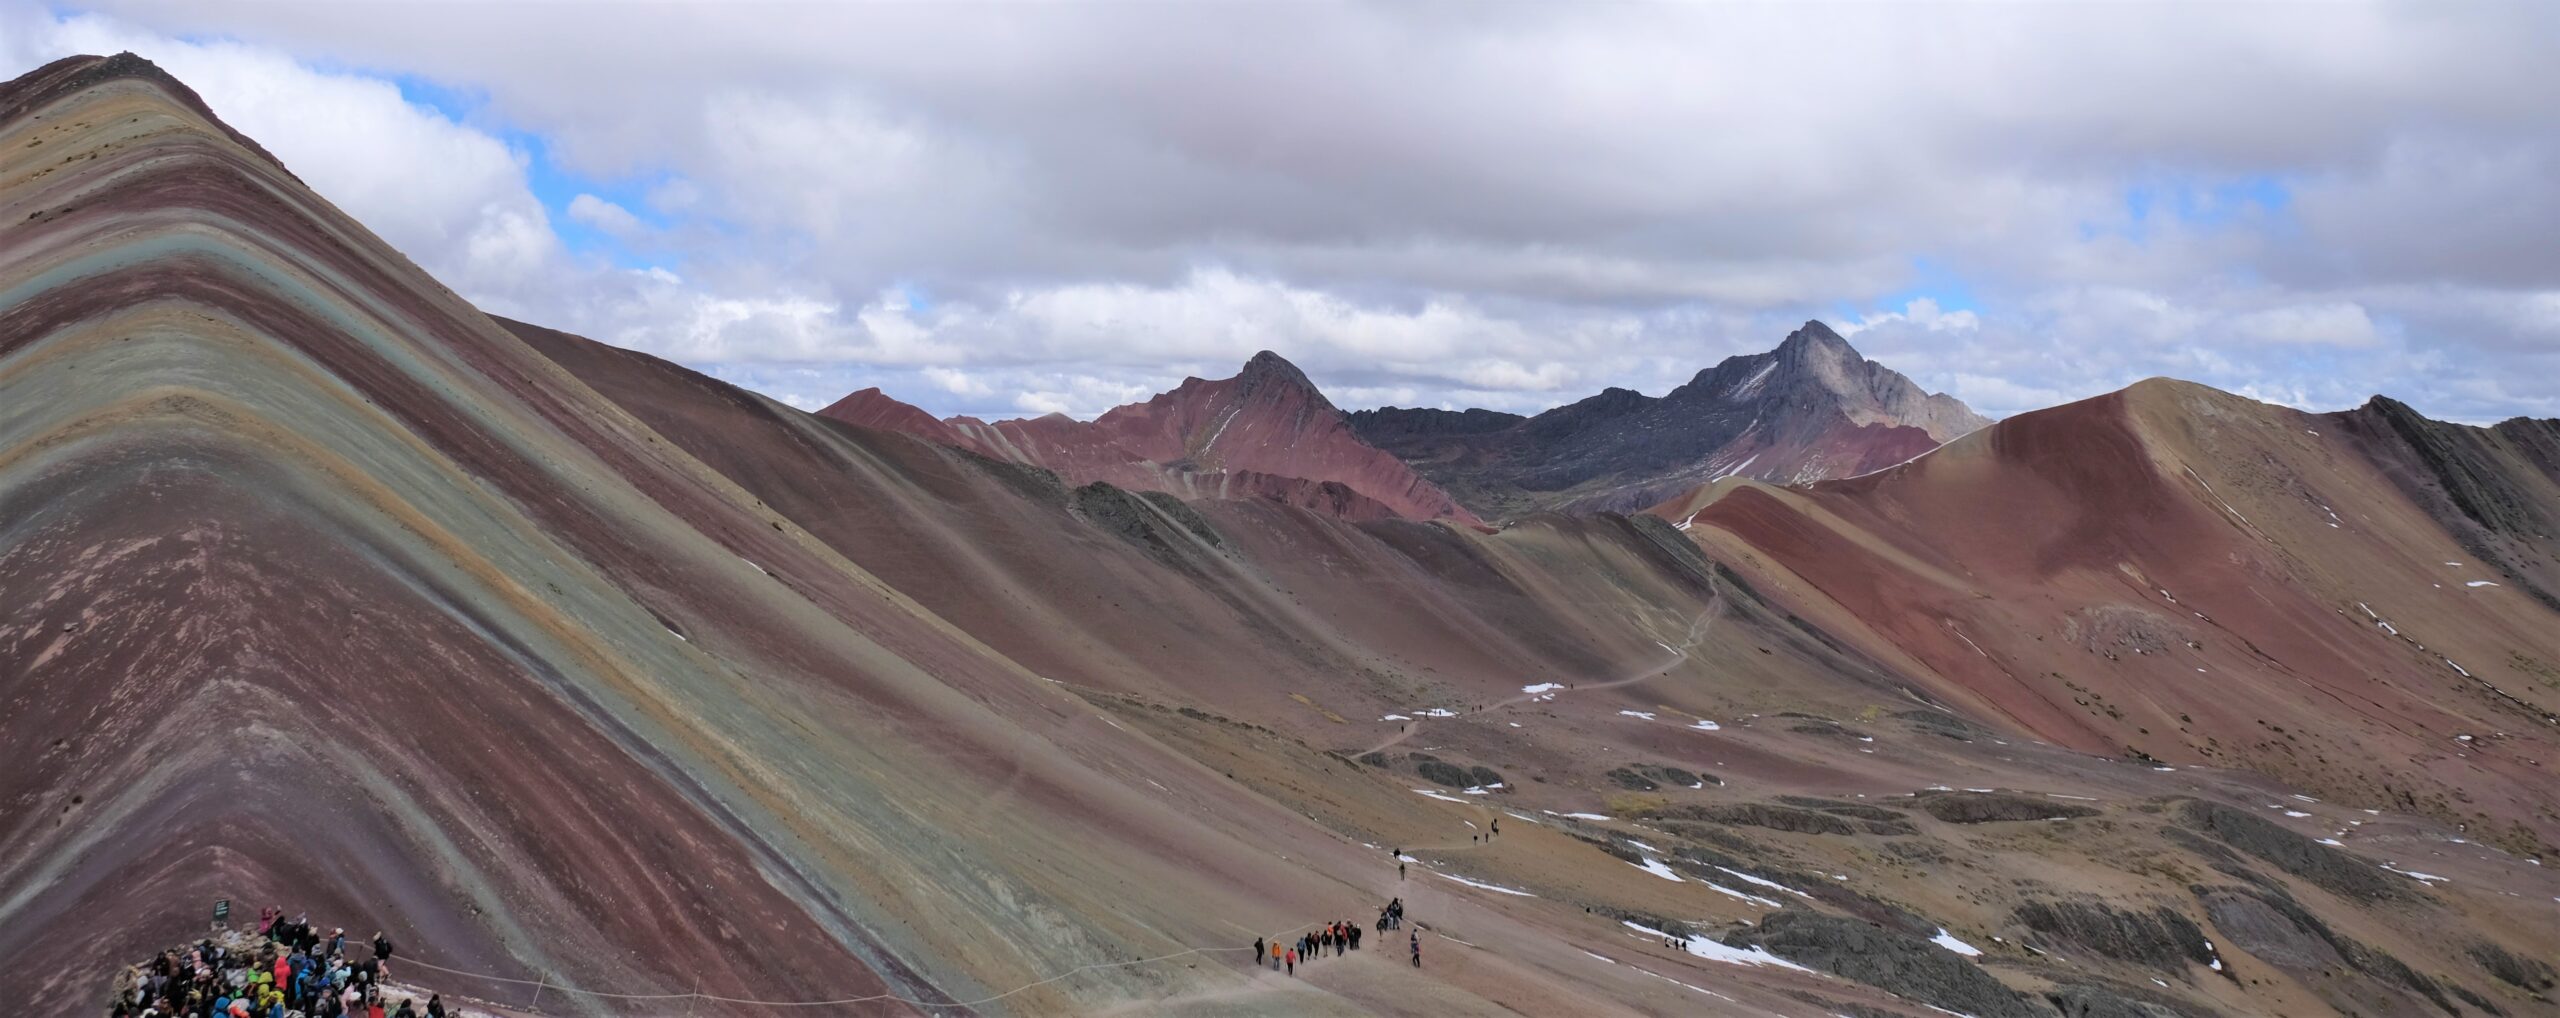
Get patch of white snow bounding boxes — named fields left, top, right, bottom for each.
left=1931, top=929, right=1983, bottom=957
left=1628, top=920, right=1812, bottom=971
left=1439, top=872, right=1537, bottom=896
left=1631, top=857, right=1684, bottom=882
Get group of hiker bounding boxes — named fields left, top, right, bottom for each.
left=1254, top=897, right=1424, bottom=975
left=111, top=908, right=441, bottom=1018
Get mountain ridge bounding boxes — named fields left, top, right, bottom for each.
left=1348, top=321, right=1990, bottom=519
left=819, top=349, right=1487, bottom=526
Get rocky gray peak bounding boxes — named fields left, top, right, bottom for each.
left=1776, top=319, right=1858, bottom=362
left=1236, top=349, right=1317, bottom=392
left=1767, top=320, right=1987, bottom=442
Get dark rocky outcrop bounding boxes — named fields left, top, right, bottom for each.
left=2469, top=941, right=2557, bottom=994
left=2192, top=885, right=2467, bottom=1014
left=2196, top=889, right=2343, bottom=970
left=1897, top=709, right=1985, bottom=741
left=2012, top=900, right=2213, bottom=971
left=1776, top=796, right=1911, bottom=822
left=2046, top=984, right=2198, bottom=1018
left=1916, top=791, right=2100, bottom=824
left=1642, top=803, right=1856, bottom=836
left=1608, top=763, right=1712, bottom=791
left=1724, top=911, right=2040, bottom=1018
left=2177, top=801, right=2404, bottom=902
left=2332, top=397, right=2560, bottom=612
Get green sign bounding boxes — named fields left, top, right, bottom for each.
left=213, top=899, right=229, bottom=923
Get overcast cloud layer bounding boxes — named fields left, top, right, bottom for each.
left=5, top=2, right=2556, bottom=423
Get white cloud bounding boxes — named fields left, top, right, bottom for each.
left=566, top=193, right=646, bottom=240
left=2226, top=302, right=2381, bottom=347
left=1837, top=299, right=1981, bottom=338
left=2, top=10, right=561, bottom=306
left=8, top=2, right=2556, bottom=427
left=921, top=366, right=991, bottom=397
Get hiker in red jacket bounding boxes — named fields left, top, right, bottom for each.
left=1285, top=947, right=1296, bottom=976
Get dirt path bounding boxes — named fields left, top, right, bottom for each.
left=1358, top=592, right=1724, bottom=758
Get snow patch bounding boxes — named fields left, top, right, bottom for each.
left=1702, top=882, right=1786, bottom=909
left=1618, top=710, right=1658, bottom=720
left=2466, top=580, right=2501, bottom=588
left=1730, top=359, right=1779, bottom=399
left=1413, top=788, right=1470, bottom=804
left=1717, top=867, right=1813, bottom=898
left=1521, top=682, right=1565, bottom=695
left=1439, top=872, right=1536, bottom=896
left=1621, top=922, right=1814, bottom=972
left=1932, top=929, right=1983, bottom=957
left=1690, top=718, right=1722, bottom=731
left=1631, top=857, right=1685, bottom=882
left=1380, top=714, right=1411, bottom=721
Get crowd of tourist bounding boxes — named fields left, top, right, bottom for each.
left=109, top=907, right=447, bottom=1018
left=1254, top=897, right=1422, bottom=976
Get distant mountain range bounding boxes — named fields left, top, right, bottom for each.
left=828, top=320, right=1988, bottom=525
left=822, top=350, right=1486, bottom=526
left=1348, top=321, right=1989, bottom=518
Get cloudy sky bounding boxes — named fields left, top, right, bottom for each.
left=5, top=2, right=2555, bottom=423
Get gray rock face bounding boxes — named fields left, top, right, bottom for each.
left=2192, top=885, right=2474, bottom=1015
left=1724, top=910, right=2042, bottom=1018
left=1916, top=791, right=2102, bottom=824
left=2047, top=985, right=2196, bottom=1018
left=2178, top=801, right=2406, bottom=902
left=2469, top=940, right=2557, bottom=992
left=2012, top=900, right=2214, bottom=970
left=2197, top=890, right=2344, bottom=971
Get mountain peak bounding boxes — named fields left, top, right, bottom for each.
left=817, top=346, right=1478, bottom=525
left=1236, top=349, right=1314, bottom=389
left=1777, top=319, right=1858, bottom=362
left=6, top=53, right=303, bottom=185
